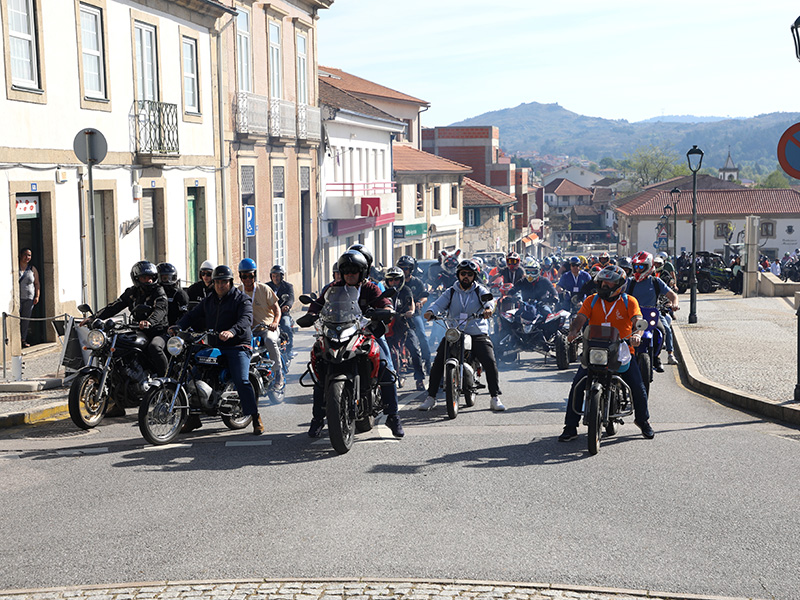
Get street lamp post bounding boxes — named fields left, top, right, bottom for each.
left=668, top=187, right=680, bottom=260
left=686, top=145, right=704, bottom=324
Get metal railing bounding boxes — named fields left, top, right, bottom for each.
left=297, top=104, right=321, bottom=142
left=235, top=91, right=269, bottom=135
left=134, top=100, right=179, bottom=154
left=269, top=97, right=296, bottom=138
left=2, top=311, right=70, bottom=381
left=326, top=181, right=396, bottom=195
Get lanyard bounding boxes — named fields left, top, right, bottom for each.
left=599, top=297, right=618, bottom=322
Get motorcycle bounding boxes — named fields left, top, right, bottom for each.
left=572, top=322, right=645, bottom=455
left=634, top=306, right=663, bottom=396
left=494, top=298, right=572, bottom=369
left=429, top=292, right=494, bottom=419
left=137, top=329, right=261, bottom=445
left=68, top=303, right=157, bottom=429
left=251, top=324, right=282, bottom=402
left=297, top=286, right=394, bottom=454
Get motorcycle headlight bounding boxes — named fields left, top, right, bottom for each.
left=166, top=336, right=185, bottom=356
left=445, top=328, right=461, bottom=343
left=589, top=348, right=609, bottom=366
left=86, top=329, right=107, bottom=350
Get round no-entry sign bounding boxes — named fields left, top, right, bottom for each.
left=777, top=123, right=800, bottom=179
left=620, top=239, right=628, bottom=246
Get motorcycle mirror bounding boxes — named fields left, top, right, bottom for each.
left=298, top=294, right=314, bottom=305
left=634, top=319, right=648, bottom=332
left=480, top=293, right=493, bottom=302
left=381, top=287, right=398, bottom=299
left=280, top=293, right=290, bottom=302
left=77, top=303, right=93, bottom=314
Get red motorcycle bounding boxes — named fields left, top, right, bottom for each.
left=298, top=286, right=393, bottom=454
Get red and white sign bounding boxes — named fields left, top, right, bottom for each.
left=360, top=197, right=381, bottom=217
left=620, top=239, right=628, bottom=246
left=16, top=196, right=39, bottom=218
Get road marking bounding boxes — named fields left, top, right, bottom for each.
left=139, top=443, right=193, bottom=451
left=225, top=440, right=273, bottom=447
left=56, top=447, right=108, bottom=455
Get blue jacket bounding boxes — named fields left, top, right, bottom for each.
left=177, top=285, right=253, bottom=348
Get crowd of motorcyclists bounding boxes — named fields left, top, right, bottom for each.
left=77, top=243, right=687, bottom=450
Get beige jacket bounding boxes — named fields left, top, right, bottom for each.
left=236, top=281, right=279, bottom=327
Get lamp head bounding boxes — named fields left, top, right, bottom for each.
left=792, top=15, right=800, bottom=61
left=686, top=145, right=704, bottom=173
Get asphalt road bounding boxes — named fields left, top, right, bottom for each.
left=0, top=330, right=797, bottom=600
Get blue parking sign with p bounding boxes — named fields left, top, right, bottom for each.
left=244, top=206, right=255, bottom=238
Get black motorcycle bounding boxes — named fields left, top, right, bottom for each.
left=68, top=304, right=157, bottom=429
left=495, top=298, right=571, bottom=369
left=137, top=330, right=259, bottom=445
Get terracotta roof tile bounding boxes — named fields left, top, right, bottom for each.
left=318, top=79, right=401, bottom=122
left=572, top=205, right=601, bottom=216
left=393, top=145, right=472, bottom=174
left=616, top=188, right=800, bottom=217
left=644, top=174, right=744, bottom=191
left=544, top=178, right=593, bottom=196
left=319, top=66, right=429, bottom=106
left=463, top=177, right=517, bottom=207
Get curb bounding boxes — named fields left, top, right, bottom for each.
left=673, top=323, right=800, bottom=426
left=0, top=377, right=64, bottom=392
left=0, top=401, right=68, bottom=428
left=0, top=577, right=764, bottom=600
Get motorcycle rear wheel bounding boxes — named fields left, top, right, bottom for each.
left=638, top=352, right=652, bottom=397
left=220, top=378, right=256, bottom=430
left=327, top=379, right=355, bottom=454
left=138, top=383, right=187, bottom=445
left=463, top=367, right=475, bottom=407
left=445, top=364, right=459, bottom=419
left=587, top=387, right=602, bottom=456
left=68, top=372, right=108, bottom=429
left=555, top=332, right=569, bottom=370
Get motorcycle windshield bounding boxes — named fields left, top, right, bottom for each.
left=585, top=324, right=619, bottom=345
left=320, top=285, right=362, bottom=325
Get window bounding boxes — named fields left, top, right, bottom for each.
left=182, top=36, right=199, bottom=113
left=9, top=0, right=39, bottom=87
left=761, top=221, right=775, bottom=238
left=80, top=4, right=105, bottom=98
left=465, top=208, right=480, bottom=228
left=416, top=184, right=424, bottom=213
left=269, top=21, right=281, bottom=98
left=451, top=186, right=458, bottom=210
left=272, top=166, right=286, bottom=268
left=433, top=186, right=441, bottom=211
left=236, top=9, right=251, bottom=92
left=714, top=221, right=730, bottom=239
left=396, top=187, right=403, bottom=215
left=499, top=207, right=505, bottom=222
left=296, top=32, right=307, bottom=105
left=134, top=21, right=158, bottom=101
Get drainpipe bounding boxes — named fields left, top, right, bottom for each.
left=214, top=12, right=236, bottom=263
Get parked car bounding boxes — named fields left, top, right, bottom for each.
left=676, top=251, right=732, bottom=294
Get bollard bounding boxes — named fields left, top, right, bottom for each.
left=11, top=355, right=23, bottom=381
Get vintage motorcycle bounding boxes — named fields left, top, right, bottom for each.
left=68, top=304, right=158, bottom=429
left=634, top=306, right=663, bottom=396
left=137, top=329, right=261, bottom=445
left=297, top=286, right=394, bottom=454
left=429, top=292, right=494, bottom=419
left=494, top=299, right=572, bottom=369
left=572, top=322, right=645, bottom=455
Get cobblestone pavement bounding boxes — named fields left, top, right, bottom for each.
left=0, top=579, right=760, bottom=600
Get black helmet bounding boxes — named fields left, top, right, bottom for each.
left=156, top=262, right=179, bottom=286
left=332, top=262, right=340, bottom=275
left=397, top=255, right=417, bottom=272
left=212, top=265, right=234, bottom=281
left=595, top=265, right=627, bottom=301
left=131, top=261, right=158, bottom=290
left=385, top=266, right=405, bottom=290
left=348, top=244, right=373, bottom=270
left=457, top=259, right=479, bottom=275
left=270, top=264, right=286, bottom=277
left=337, top=250, right=369, bottom=280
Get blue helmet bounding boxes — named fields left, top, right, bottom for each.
left=569, top=256, right=581, bottom=266
left=238, top=258, right=257, bottom=273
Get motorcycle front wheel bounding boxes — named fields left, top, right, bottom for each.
left=356, top=387, right=379, bottom=433
left=138, top=383, right=187, bottom=445
left=327, top=379, right=355, bottom=454
left=68, top=372, right=108, bottom=429
left=555, top=332, right=569, bottom=370
left=445, top=364, right=459, bottom=419
left=220, top=378, right=256, bottom=430
left=587, top=387, right=602, bottom=456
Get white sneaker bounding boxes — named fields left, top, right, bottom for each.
left=667, top=353, right=679, bottom=365
left=490, top=396, right=506, bottom=411
left=419, top=396, right=436, bottom=411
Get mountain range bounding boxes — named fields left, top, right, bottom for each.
left=449, top=102, right=800, bottom=174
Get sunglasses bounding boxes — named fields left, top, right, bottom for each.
left=340, top=267, right=361, bottom=275
left=385, top=276, right=402, bottom=282
left=633, top=265, right=648, bottom=271
left=200, top=270, right=213, bottom=277
left=507, top=259, right=519, bottom=265
left=139, top=275, right=156, bottom=282
left=458, top=271, right=475, bottom=277
left=239, top=273, right=255, bottom=280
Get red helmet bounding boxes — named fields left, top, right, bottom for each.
left=506, top=251, right=521, bottom=268
left=631, top=251, right=654, bottom=282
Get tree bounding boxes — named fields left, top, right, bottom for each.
left=626, top=144, right=682, bottom=187
left=759, top=170, right=791, bottom=188
left=599, top=156, right=618, bottom=170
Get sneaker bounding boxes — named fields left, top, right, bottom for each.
left=490, top=396, right=506, bottom=411
left=180, top=414, right=203, bottom=433
left=635, top=420, right=655, bottom=439
left=419, top=396, right=436, bottom=411
left=558, top=426, right=578, bottom=442
left=415, top=380, right=426, bottom=391
left=307, top=418, right=325, bottom=438
left=385, top=414, right=405, bottom=438
left=252, top=414, right=264, bottom=435
left=667, top=353, right=679, bottom=365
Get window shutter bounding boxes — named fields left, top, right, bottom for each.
left=475, top=209, right=481, bottom=227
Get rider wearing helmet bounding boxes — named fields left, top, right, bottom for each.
left=298, top=250, right=405, bottom=439
left=498, top=251, right=525, bottom=285
left=237, top=258, right=284, bottom=394
left=510, top=259, right=557, bottom=311
left=384, top=266, right=426, bottom=390
left=397, top=255, right=431, bottom=371
left=430, top=248, right=461, bottom=292
left=186, top=260, right=215, bottom=303
left=157, top=263, right=189, bottom=327
left=421, top=258, right=505, bottom=412
left=596, top=251, right=611, bottom=269
left=618, top=256, right=633, bottom=277
left=266, top=263, right=295, bottom=357
left=177, top=264, right=263, bottom=435
left=556, top=256, right=593, bottom=310
left=560, top=264, right=653, bottom=442
left=542, top=256, right=559, bottom=283
left=81, top=261, right=170, bottom=415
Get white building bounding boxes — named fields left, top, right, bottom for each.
left=1, top=0, right=232, bottom=349
left=542, top=166, right=602, bottom=188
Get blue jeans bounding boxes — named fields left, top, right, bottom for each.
left=220, top=346, right=258, bottom=416
left=661, top=313, right=674, bottom=353
left=411, top=315, right=431, bottom=364
left=565, top=363, right=649, bottom=428
left=279, top=314, right=293, bottom=354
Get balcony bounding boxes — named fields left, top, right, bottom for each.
left=269, top=97, right=296, bottom=140
left=235, top=92, right=269, bottom=137
left=297, top=104, right=321, bottom=143
left=324, top=181, right=396, bottom=220
left=134, top=100, right=179, bottom=164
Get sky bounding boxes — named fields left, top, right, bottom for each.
left=318, top=1, right=800, bottom=127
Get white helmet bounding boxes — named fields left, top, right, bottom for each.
left=200, top=260, right=215, bottom=272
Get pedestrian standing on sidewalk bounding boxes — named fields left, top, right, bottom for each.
left=18, top=247, right=39, bottom=348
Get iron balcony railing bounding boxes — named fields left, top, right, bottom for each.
left=270, top=97, right=296, bottom=139
left=235, top=91, right=269, bottom=135
left=326, top=181, right=396, bottom=194
left=297, top=104, right=321, bottom=142
left=134, top=100, right=179, bottom=154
